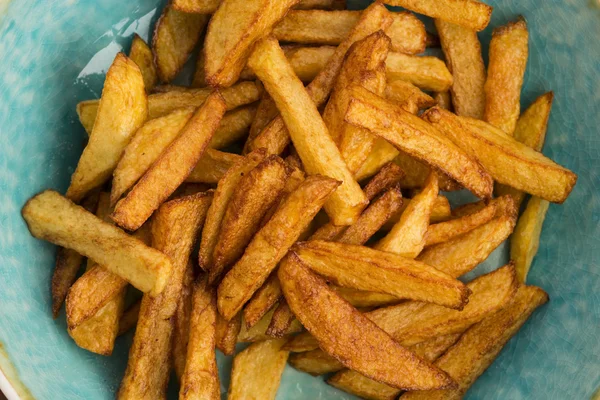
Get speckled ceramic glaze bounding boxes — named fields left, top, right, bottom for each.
left=0, top=0, right=598, bottom=399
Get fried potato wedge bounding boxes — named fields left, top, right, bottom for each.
left=245, top=93, right=279, bottom=151
left=266, top=300, right=296, bottom=338
left=289, top=349, right=345, bottom=376
left=385, top=80, right=435, bottom=115
left=238, top=308, right=302, bottom=342
left=216, top=313, right=242, bottom=355
left=204, top=0, right=299, bottom=87
left=383, top=195, right=452, bottom=230
left=435, top=20, right=485, bottom=119
left=345, top=86, right=493, bottom=199
left=186, top=149, right=243, bottom=184
left=423, top=107, right=577, bottom=203
left=209, top=155, right=289, bottom=283
left=217, top=175, right=339, bottom=320
left=386, top=52, right=453, bottom=92
left=295, top=240, right=470, bottom=309
left=244, top=273, right=282, bottom=328
left=400, top=285, right=548, bottom=400
left=118, top=192, right=212, bottom=399
left=248, top=36, right=367, bottom=225
left=129, top=34, right=157, bottom=92
left=67, top=53, right=147, bottom=202
left=484, top=17, right=529, bottom=135
left=279, top=254, right=455, bottom=390
left=209, top=104, right=257, bottom=149
left=382, top=0, right=492, bottom=31
left=331, top=286, right=400, bottom=308
left=118, top=299, right=140, bottom=336
left=283, top=331, right=320, bottom=352
left=179, top=278, right=220, bottom=400
left=76, top=100, right=99, bottom=135
left=112, top=92, right=226, bottom=231
left=173, top=260, right=194, bottom=380
left=435, top=91, right=452, bottom=110
left=228, top=339, right=289, bottom=400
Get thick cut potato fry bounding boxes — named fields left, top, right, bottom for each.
left=22, top=191, right=171, bottom=295
left=355, top=139, right=400, bottom=182
left=244, top=93, right=279, bottom=153
left=385, top=80, right=435, bottom=115
left=384, top=195, right=452, bottom=230
left=423, top=107, right=577, bottom=203
left=283, top=331, right=320, bottom=352
left=76, top=100, right=99, bottom=135
left=186, top=149, right=243, bottom=184
left=376, top=172, right=438, bottom=258
left=112, top=92, right=226, bottom=231
left=331, top=285, right=400, bottom=308
left=435, top=20, right=485, bottom=119
left=400, top=285, right=548, bottom=400
left=209, top=155, right=289, bottom=283
left=118, top=192, right=212, bottom=399
left=118, top=300, right=140, bottom=336
left=393, top=151, right=460, bottom=192
left=173, top=260, right=194, bottom=380
left=153, top=6, right=209, bottom=83
left=228, top=339, right=289, bottom=400
left=248, top=37, right=368, bottom=225
left=204, top=0, right=299, bottom=87
left=179, top=278, right=220, bottom=400
left=363, top=162, right=405, bottom=199
left=345, top=86, right=492, bottom=199
left=386, top=52, right=453, bottom=92
left=435, top=91, right=452, bottom=110
left=294, top=240, right=470, bottom=309
left=279, top=254, right=455, bottom=390
left=244, top=273, right=282, bottom=328
left=289, top=349, right=345, bottom=376
left=217, top=175, right=339, bottom=320
left=484, top=18, right=529, bottom=135
left=381, top=0, right=492, bottom=31
left=216, top=313, right=241, bottom=355
left=265, top=300, right=295, bottom=338
left=209, top=105, right=257, bottom=149
left=129, top=34, right=157, bottom=92
left=238, top=308, right=302, bottom=342
left=67, top=54, right=147, bottom=202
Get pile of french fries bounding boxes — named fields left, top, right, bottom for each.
left=21, top=0, right=577, bottom=398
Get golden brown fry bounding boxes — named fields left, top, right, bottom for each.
left=118, top=300, right=141, bottom=336
left=279, top=254, right=455, bottom=390
left=289, top=349, right=345, bottom=376
left=362, top=162, right=405, bottom=199
left=345, top=86, right=493, bottom=199
left=204, top=0, right=299, bottom=87
left=210, top=105, right=257, bottom=149
left=400, top=285, right=548, bottom=400
left=238, top=308, right=303, bottom=342
left=186, top=149, right=243, bottom=184
left=293, top=0, right=346, bottom=9
left=244, top=93, right=279, bottom=152
left=153, top=6, right=209, bottom=83
left=173, top=260, right=194, bottom=381
left=129, top=34, right=157, bottom=92
left=217, top=175, right=339, bottom=320
left=331, top=286, right=400, bottom=308
left=385, top=80, right=435, bottom=115
left=354, top=139, right=400, bottom=182
left=266, top=300, right=295, bottom=338
left=434, top=91, right=452, bottom=110
left=179, top=278, right=220, bottom=400
left=384, top=195, right=452, bottom=231
left=209, top=155, right=289, bottom=283
left=381, top=0, right=492, bottom=31
left=76, top=100, right=99, bottom=135
left=283, top=331, right=320, bottom=352
left=393, top=151, right=460, bottom=192
left=244, top=273, right=282, bottom=328
left=118, top=192, right=212, bottom=399
left=215, top=312, right=241, bottom=355
left=112, top=92, right=226, bottom=231
left=423, top=107, right=577, bottom=203
left=67, top=54, right=147, bottom=202
left=386, top=52, right=453, bottom=92
left=228, top=339, right=289, bottom=400
left=484, top=17, right=529, bottom=135
left=248, top=36, right=367, bottom=225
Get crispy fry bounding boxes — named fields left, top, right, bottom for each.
left=244, top=93, right=279, bottom=153
left=283, top=331, right=320, bottom=352
left=393, top=151, right=460, bottom=192
left=228, top=339, right=289, bottom=400
left=279, top=254, right=455, bottom=390
left=112, top=92, right=226, bottom=231
left=484, top=18, right=529, bottom=135
left=248, top=36, right=368, bottom=225
left=381, top=0, right=492, bottom=31
left=386, top=52, right=453, bottom=92
left=76, top=100, right=99, bottom=135
left=204, top=0, right=299, bottom=87
left=385, top=80, right=435, bottom=115
left=129, top=34, right=157, bottom=92
left=266, top=300, right=295, bottom=338
left=289, top=349, right=345, bottom=376
left=67, top=54, right=147, bottom=202
left=118, top=300, right=141, bottom=336
left=384, top=195, right=452, bottom=231
left=355, top=139, right=400, bottom=182
left=153, top=6, right=209, bottom=83
left=210, top=105, right=257, bottom=149
left=238, top=308, right=303, bottom=342
left=186, top=149, right=243, bottom=184
left=173, top=260, right=194, bottom=380
left=244, top=273, right=282, bottom=328
left=435, top=91, right=452, bottom=110
left=293, top=0, right=345, bottom=9
left=215, top=312, right=241, bottom=355
left=435, top=20, right=485, bottom=118
left=118, top=192, right=212, bottom=399
left=423, top=107, right=577, bottom=203
left=400, top=285, right=548, bottom=399
left=217, top=175, right=339, bottom=320
left=345, top=86, right=493, bottom=199
left=209, top=155, right=289, bottom=283
left=331, top=286, right=400, bottom=308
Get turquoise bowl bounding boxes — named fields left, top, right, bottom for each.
left=0, top=0, right=598, bottom=399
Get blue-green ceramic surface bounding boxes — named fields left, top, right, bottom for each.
left=0, top=0, right=598, bottom=399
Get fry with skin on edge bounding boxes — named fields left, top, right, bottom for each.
left=129, top=34, right=157, bottom=92
left=247, top=36, right=367, bottom=225
left=362, top=162, right=405, bottom=199
left=279, top=253, right=456, bottom=390
left=386, top=52, right=453, bottom=92
left=112, top=92, right=226, bottom=231
left=435, top=91, right=452, bottom=110
left=331, top=285, right=400, bottom=308
left=217, top=175, right=340, bottom=320
left=243, top=273, right=282, bottom=328
left=173, top=260, right=194, bottom=381
left=118, top=300, right=141, bottom=336
left=186, top=149, right=244, bottom=184
left=266, top=300, right=295, bottom=338
left=216, top=313, right=241, bottom=355
left=512, top=197, right=550, bottom=283
left=238, top=308, right=303, bottom=342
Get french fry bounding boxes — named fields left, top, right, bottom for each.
left=393, top=151, right=460, bottom=192
left=215, top=312, right=241, bottom=355
left=386, top=52, right=453, bottom=92
left=362, top=162, right=405, bottom=199
left=376, top=172, right=438, bottom=258
left=186, top=149, right=244, bottom=184
left=209, top=155, right=289, bottom=283
left=248, top=36, right=368, bottom=225
left=244, top=93, right=279, bottom=153
left=266, top=300, right=295, bottom=338
left=173, top=260, right=194, bottom=380
left=204, top=0, right=299, bottom=87
left=112, top=92, right=226, bottom=231
left=381, top=0, right=492, bottom=31
left=399, top=285, right=549, bottom=399
left=385, top=80, right=435, bottom=115
left=289, top=349, right=345, bottom=376
left=118, top=192, right=212, bottom=399
left=354, top=139, right=400, bottom=182
left=243, top=273, right=282, bottom=328
left=434, top=91, right=452, bottom=110
left=67, top=53, right=147, bottom=202
left=173, top=0, right=344, bottom=13
left=76, top=100, right=99, bottom=135
left=153, top=6, right=209, bottom=83
left=228, top=339, right=289, bottom=400
left=209, top=104, right=257, bottom=149
left=423, top=107, right=577, bottom=203
left=345, top=86, right=493, bottom=199
left=484, top=18, right=529, bottom=135
left=435, top=20, right=486, bottom=119
left=293, top=0, right=345, bottom=9
left=129, top=34, right=157, bottom=92
left=118, top=300, right=141, bottom=336
left=217, top=175, right=339, bottom=320
left=179, top=278, right=220, bottom=400
left=383, top=195, right=452, bottom=231
left=283, top=331, right=320, bottom=352
left=294, top=240, right=470, bottom=309
left=331, top=285, right=400, bottom=308
left=198, top=149, right=266, bottom=271
left=279, top=253, right=455, bottom=390
left=238, top=308, right=302, bottom=342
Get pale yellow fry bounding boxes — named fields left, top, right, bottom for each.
left=129, top=34, right=157, bottom=92
left=386, top=52, right=453, bottom=92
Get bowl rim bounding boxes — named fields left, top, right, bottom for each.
left=0, top=367, right=19, bottom=400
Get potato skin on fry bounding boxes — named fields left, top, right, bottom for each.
left=129, top=34, right=157, bottom=92
left=243, top=273, right=282, bottom=328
